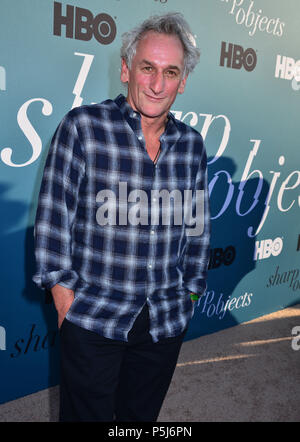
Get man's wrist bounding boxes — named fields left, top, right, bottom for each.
left=51, top=284, right=74, bottom=311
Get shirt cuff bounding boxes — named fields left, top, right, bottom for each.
left=32, top=269, right=79, bottom=291
left=184, top=279, right=207, bottom=299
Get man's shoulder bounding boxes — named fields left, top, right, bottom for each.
left=170, top=113, right=203, bottom=144
left=63, top=98, right=120, bottom=125
left=71, top=98, right=116, bottom=116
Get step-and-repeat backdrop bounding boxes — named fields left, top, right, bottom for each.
left=0, top=0, right=299, bottom=403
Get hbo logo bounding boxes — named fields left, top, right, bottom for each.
left=220, top=41, right=257, bottom=72
left=254, top=237, right=283, bottom=261
left=275, top=55, right=300, bottom=80
left=208, top=246, right=236, bottom=270
left=53, top=1, right=116, bottom=45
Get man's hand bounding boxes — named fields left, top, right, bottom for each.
left=51, top=284, right=74, bottom=329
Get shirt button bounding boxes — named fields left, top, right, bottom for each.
left=138, top=135, right=143, bottom=141
left=150, top=230, right=155, bottom=234
left=148, top=263, right=153, bottom=269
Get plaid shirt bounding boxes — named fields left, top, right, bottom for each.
left=33, top=94, right=210, bottom=342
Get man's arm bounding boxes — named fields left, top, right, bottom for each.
left=182, top=139, right=211, bottom=300
left=33, top=111, right=85, bottom=323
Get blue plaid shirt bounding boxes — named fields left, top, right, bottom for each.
left=33, top=94, right=210, bottom=342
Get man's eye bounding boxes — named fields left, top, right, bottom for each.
left=142, top=66, right=153, bottom=73
left=166, top=70, right=178, bottom=78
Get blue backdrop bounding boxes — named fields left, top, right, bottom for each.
left=0, top=0, right=299, bottom=403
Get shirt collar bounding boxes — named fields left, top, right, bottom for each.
left=113, top=94, right=181, bottom=145
left=114, top=94, right=138, bottom=122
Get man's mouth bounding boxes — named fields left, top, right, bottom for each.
left=144, top=93, right=165, bottom=102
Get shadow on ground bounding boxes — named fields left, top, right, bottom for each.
left=0, top=304, right=299, bottom=422
left=159, top=304, right=300, bottom=422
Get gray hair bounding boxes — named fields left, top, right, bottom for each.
left=120, top=12, right=200, bottom=77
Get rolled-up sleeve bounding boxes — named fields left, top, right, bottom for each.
left=182, top=139, right=211, bottom=297
left=32, top=113, right=85, bottom=291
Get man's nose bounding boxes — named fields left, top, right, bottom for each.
left=150, top=72, right=165, bottom=95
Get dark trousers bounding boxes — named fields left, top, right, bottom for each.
left=59, top=304, right=187, bottom=422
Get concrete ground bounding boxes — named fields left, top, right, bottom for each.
left=0, top=304, right=300, bottom=422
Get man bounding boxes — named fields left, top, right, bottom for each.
left=33, top=12, right=210, bottom=422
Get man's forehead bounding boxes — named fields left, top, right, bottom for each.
left=134, top=31, right=185, bottom=64
left=139, top=58, right=181, bottom=70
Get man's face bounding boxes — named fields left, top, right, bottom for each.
left=121, top=31, right=188, bottom=121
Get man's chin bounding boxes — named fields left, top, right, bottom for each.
left=139, top=105, right=168, bottom=120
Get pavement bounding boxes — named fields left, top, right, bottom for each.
left=0, top=303, right=300, bottom=422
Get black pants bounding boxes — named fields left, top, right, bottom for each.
left=59, top=304, right=187, bottom=422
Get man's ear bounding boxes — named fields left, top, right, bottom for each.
left=121, top=58, right=129, bottom=83
left=178, top=75, right=188, bottom=94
